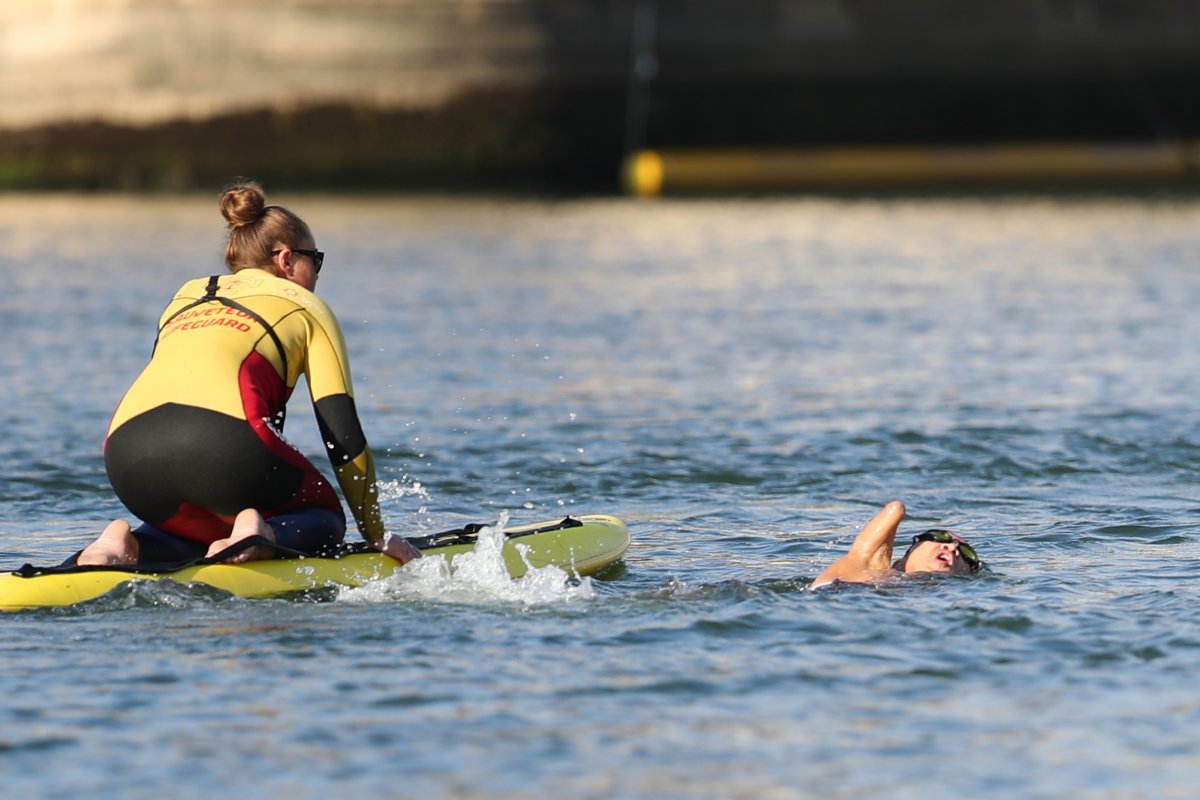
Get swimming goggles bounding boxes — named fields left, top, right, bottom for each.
left=909, top=529, right=983, bottom=573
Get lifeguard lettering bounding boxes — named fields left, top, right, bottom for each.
left=176, top=318, right=253, bottom=333
left=160, top=306, right=255, bottom=339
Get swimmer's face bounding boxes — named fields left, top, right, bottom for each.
left=902, top=539, right=974, bottom=575
left=898, top=530, right=981, bottom=576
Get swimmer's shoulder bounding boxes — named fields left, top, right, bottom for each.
left=809, top=571, right=897, bottom=592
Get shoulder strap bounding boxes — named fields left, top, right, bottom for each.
left=152, top=275, right=290, bottom=381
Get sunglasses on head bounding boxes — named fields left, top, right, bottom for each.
left=910, top=529, right=982, bottom=573
left=272, top=247, right=324, bottom=273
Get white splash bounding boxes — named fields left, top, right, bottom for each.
left=337, top=513, right=596, bottom=607
left=375, top=476, right=433, bottom=503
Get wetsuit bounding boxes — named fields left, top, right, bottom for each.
left=103, top=268, right=385, bottom=561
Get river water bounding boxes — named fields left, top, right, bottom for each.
left=2, top=192, right=1199, bottom=798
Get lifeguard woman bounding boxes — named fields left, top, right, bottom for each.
left=78, top=181, right=419, bottom=566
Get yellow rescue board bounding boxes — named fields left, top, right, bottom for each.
left=0, top=515, right=629, bottom=611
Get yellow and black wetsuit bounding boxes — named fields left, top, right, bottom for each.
left=104, top=268, right=384, bottom=556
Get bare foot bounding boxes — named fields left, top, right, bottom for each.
left=78, top=520, right=139, bottom=566
left=377, top=533, right=422, bottom=564
left=205, top=509, right=277, bottom=563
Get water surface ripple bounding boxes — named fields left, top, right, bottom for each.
left=2, top=194, right=1199, bottom=798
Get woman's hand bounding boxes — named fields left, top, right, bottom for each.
left=377, top=533, right=422, bottom=564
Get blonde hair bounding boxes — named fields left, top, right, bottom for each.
left=219, top=179, right=312, bottom=272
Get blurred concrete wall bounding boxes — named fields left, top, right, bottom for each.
left=1, top=0, right=565, bottom=128
left=3, top=0, right=1198, bottom=190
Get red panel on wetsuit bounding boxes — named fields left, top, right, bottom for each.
left=238, top=351, right=342, bottom=518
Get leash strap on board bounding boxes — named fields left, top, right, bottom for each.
left=12, top=535, right=309, bottom=579
left=404, top=516, right=582, bottom=550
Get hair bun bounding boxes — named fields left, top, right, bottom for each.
left=220, top=180, right=267, bottom=228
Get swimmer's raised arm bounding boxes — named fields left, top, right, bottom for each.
left=812, top=501, right=906, bottom=588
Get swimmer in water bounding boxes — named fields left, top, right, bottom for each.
left=812, top=501, right=983, bottom=589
